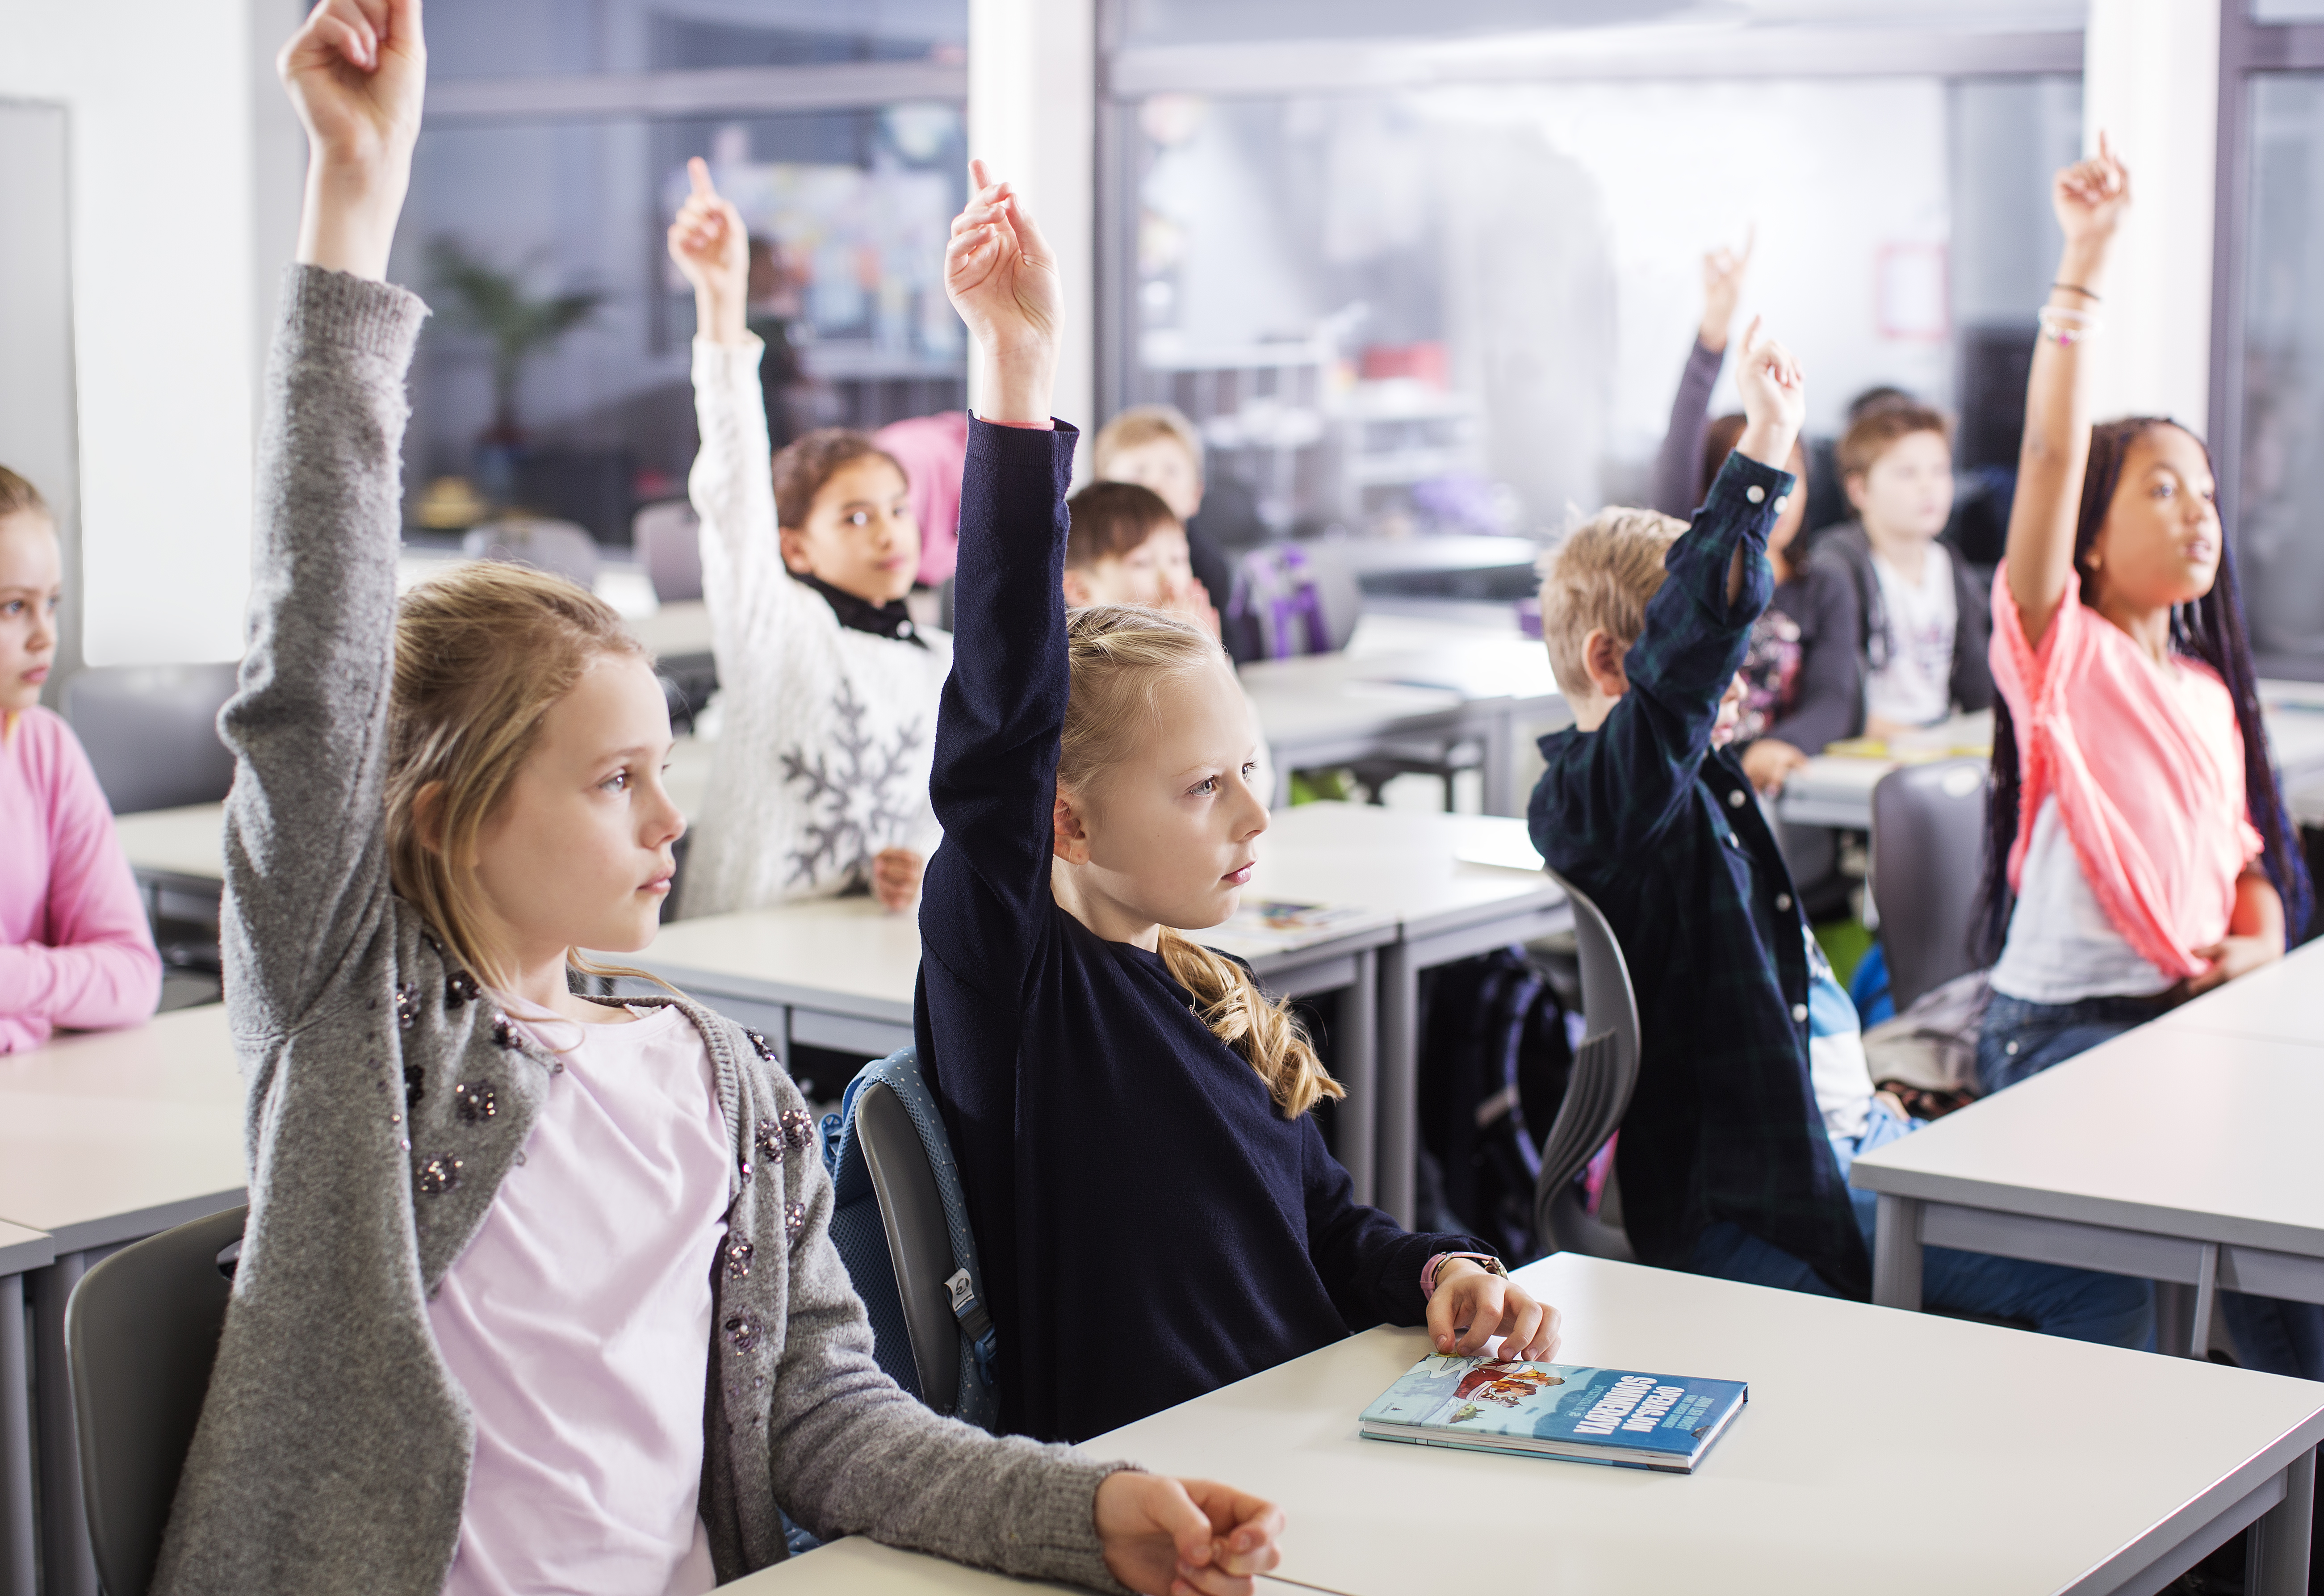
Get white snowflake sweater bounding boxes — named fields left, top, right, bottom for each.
left=678, top=336, right=952, bottom=915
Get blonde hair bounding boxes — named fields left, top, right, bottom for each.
left=1059, top=604, right=1341, bottom=1118
left=387, top=561, right=658, bottom=995
left=1093, top=404, right=1204, bottom=479
left=1536, top=507, right=1686, bottom=699
left=0, top=465, right=47, bottom=521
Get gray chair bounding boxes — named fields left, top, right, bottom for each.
left=632, top=499, right=703, bottom=603
left=854, top=1081, right=963, bottom=1410
left=65, top=1204, right=246, bottom=1596
left=463, top=516, right=601, bottom=591
left=63, top=663, right=239, bottom=814
left=1533, top=870, right=1639, bottom=1261
left=1870, top=757, right=1991, bottom=1016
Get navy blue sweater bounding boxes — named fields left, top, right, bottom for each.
left=916, top=419, right=1484, bottom=1443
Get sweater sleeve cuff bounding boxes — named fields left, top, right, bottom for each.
left=1020, top=1457, right=1140, bottom=1595
left=280, top=264, right=427, bottom=366
left=1702, top=448, right=1798, bottom=528
left=967, top=415, right=1079, bottom=473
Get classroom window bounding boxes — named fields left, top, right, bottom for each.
left=391, top=0, right=967, bottom=547
left=1105, top=72, right=2078, bottom=546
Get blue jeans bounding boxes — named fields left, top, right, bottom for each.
left=1975, top=991, right=2324, bottom=1379
left=1976, top=989, right=2178, bottom=1095
left=1691, top=1104, right=2155, bottom=1349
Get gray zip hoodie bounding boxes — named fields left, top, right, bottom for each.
left=152, top=265, right=1124, bottom=1596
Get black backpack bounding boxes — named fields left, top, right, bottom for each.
left=1416, top=947, right=1575, bottom=1258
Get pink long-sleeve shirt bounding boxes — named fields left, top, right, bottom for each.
left=0, top=706, right=162, bottom=1051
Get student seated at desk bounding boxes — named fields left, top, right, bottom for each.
left=157, top=16, right=1286, bottom=1596
left=1526, top=321, right=2148, bottom=1347
left=670, top=162, right=947, bottom=917
left=920, top=165, right=1561, bottom=1446
left=1654, top=289, right=1863, bottom=789
left=0, top=465, right=160, bottom=1052
left=1810, top=399, right=1994, bottom=743
left=1091, top=405, right=1257, bottom=662
left=1973, top=143, right=2316, bottom=1379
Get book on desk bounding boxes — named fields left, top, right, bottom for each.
left=1359, top=1353, right=1748, bottom=1473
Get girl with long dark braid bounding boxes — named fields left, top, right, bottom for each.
left=1974, top=139, right=2316, bottom=1380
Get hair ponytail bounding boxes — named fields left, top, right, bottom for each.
left=1060, top=605, right=1342, bottom=1118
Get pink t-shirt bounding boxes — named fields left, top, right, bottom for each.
left=1989, top=566, right=2263, bottom=980
left=0, top=706, right=161, bottom=1051
left=428, top=1003, right=733, bottom=1596
left=874, top=411, right=968, bottom=588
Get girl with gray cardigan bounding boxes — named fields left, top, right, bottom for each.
left=153, top=5, right=1285, bottom=1593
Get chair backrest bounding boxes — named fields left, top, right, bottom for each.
left=632, top=498, right=703, bottom=603
left=65, top=1204, right=247, bottom=1596
left=63, top=663, right=239, bottom=814
left=1533, top=870, right=1640, bottom=1261
left=1226, top=542, right=1362, bottom=659
left=1871, top=757, right=1991, bottom=1016
left=821, top=1049, right=997, bottom=1428
left=462, top=516, right=601, bottom=591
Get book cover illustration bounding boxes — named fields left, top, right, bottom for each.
left=1361, top=1354, right=1747, bottom=1467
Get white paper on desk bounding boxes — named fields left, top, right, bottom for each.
left=1203, top=901, right=1380, bottom=956
left=1454, top=832, right=1546, bottom=873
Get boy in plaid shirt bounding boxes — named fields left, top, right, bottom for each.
left=1526, top=323, right=2148, bottom=1345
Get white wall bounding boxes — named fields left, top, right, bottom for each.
left=967, top=0, right=1095, bottom=448
left=0, top=0, right=264, bottom=666
left=2082, top=0, right=2220, bottom=433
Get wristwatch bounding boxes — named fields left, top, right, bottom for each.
left=1424, top=1252, right=1508, bottom=1299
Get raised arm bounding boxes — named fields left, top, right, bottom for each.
left=1649, top=234, right=1751, bottom=518
left=2005, top=138, right=2130, bottom=649
left=219, top=0, right=427, bottom=1029
left=920, top=166, right=1076, bottom=986
left=671, top=160, right=811, bottom=667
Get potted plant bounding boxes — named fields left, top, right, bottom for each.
left=429, top=238, right=601, bottom=504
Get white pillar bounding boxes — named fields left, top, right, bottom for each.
left=2081, top=0, right=2221, bottom=434
left=967, top=0, right=1097, bottom=453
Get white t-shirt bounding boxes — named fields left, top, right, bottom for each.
left=1865, top=542, right=1957, bottom=729
left=427, top=1004, right=731, bottom=1596
left=1990, top=797, right=2178, bottom=1003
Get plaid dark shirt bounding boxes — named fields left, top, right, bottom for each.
left=1528, top=450, right=1869, bottom=1298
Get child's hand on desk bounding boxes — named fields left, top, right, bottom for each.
left=1741, top=737, right=1808, bottom=795
left=1428, top=1261, right=1563, bottom=1363
left=1732, top=317, right=1806, bottom=472
left=2187, top=934, right=2280, bottom=995
left=945, top=159, right=1061, bottom=424
left=870, top=847, right=923, bottom=913
left=667, top=158, right=750, bottom=345
left=1095, top=1473, right=1286, bottom=1596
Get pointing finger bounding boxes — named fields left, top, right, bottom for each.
left=688, top=155, right=714, bottom=198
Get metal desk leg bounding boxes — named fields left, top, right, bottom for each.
left=2, top=1274, right=33, bottom=1596
left=2249, top=1446, right=2315, bottom=1596
left=1378, top=943, right=1418, bottom=1228
left=1872, top=1195, right=1922, bottom=1311
left=1335, top=951, right=1379, bottom=1209
left=34, top=1254, right=98, bottom=1596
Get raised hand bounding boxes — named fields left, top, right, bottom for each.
left=944, top=159, right=1061, bottom=425
left=2053, top=132, right=2131, bottom=251
left=1095, top=1473, right=1286, bottom=1596
left=1699, top=225, right=1755, bottom=353
left=668, top=157, right=750, bottom=346
left=1733, top=316, right=1806, bottom=471
left=281, top=0, right=426, bottom=281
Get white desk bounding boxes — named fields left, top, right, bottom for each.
left=0, top=1223, right=53, bottom=1596
left=1851, top=1019, right=2324, bottom=1361
left=2154, top=939, right=2324, bottom=1049
left=1243, top=613, right=1568, bottom=817
left=1085, top=1253, right=2323, bottom=1595
left=1780, top=685, right=2324, bottom=833
left=0, top=1004, right=248, bottom=1596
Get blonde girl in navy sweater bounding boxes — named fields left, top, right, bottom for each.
left=919, top=165, right=1564, bottom=1445
left=157, top=7, right=1283, bottom=1594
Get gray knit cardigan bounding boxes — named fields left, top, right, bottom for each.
left=151, top=266, right=1125, bottom=1596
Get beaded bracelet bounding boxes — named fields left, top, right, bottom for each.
left=2037, top=305, right=2101, bottom=346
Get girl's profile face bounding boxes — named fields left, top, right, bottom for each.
left=1055, top=658, right=1267, bottom=934
left=0, top=511, right=61, bottom=716
left=781, top=455, right=920, bottom=606
left=469, top=653, right=687, bottom=967
left=2091, top=425, right=2221, bottom=613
